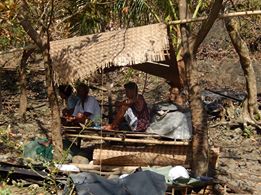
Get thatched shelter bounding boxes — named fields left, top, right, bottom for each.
left=50, top=23, right=179, bottom=84
left=51, top=23, right=191, bottom=169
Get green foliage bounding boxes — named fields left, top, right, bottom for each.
left=0, top=0, right=27, bottom=50
left=65, top=0, right=113, bottom=35
left=254, top=113, right=260, bottom=121
left=0, top=184, right=11, bottom=195
left=0, top=127, right=23, bottom=154
left=243, top=126, right=253, bottom=138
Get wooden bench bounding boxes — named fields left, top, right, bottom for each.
left=63, top=126, right=192, bottom=167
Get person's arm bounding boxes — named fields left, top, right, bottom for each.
left=119, top=95, right=138, bottom=106
left=83, top=112, right=92, bottom=117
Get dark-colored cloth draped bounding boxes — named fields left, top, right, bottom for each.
left=64, top=170, right=167, bottom=195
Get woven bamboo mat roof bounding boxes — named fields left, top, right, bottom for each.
left=50, top=23, right=172, bottom=84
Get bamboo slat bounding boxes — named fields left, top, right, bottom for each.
left=63, top=127, right=169, bottom=139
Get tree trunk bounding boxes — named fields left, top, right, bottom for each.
left=18, top=49, right=34, bottom=119
left=224, top=17, right=261, bottom=125
left=43, top=35, right=63, bottom=160
left=0, top=67, right=2, bottom=114
left=19, top=1, right=63, bottom=160
left=179, top=0, right=223, bottom=176
left=179, top=0, right=208, bottom=177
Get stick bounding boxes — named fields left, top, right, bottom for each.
left=205, top=89, right=244, bottom=102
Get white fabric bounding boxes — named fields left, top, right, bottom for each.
left=55, top=164, right=80, bottom=172
left=124, top=108, right=138, bottom=131
left=168, top=166, right=189, bottom=181
left=73, top=96, right=101, bottom=121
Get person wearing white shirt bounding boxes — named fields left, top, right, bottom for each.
left=73, top=96, right=101, bottom=121
left=66, top=83, right=101, bottom=125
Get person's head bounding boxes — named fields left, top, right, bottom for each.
left=169, top=87, right=179, bottom=102
left=76, top=83, right=89, bottom=100
left=124, top=81, right=138, bottom=99
left=58, top=85, right=73, bottom=99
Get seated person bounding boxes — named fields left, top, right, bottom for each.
left=103, top=81, right=150, bottom=132
left=58, top=85, right=79, bottom=116
left=64, top=83, right=101, bottom=125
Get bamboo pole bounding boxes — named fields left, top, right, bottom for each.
left=168, top=10, right=261, bottom=25
left=70, top=164, right=140, bottom=173
left=63, top=127, right=165, bottom=137
left=65, top=133, right=190, bottom=145
left=70, top=163, right=191, bottom=172
left=63, top=129, right=165, bottom=138
left=0, top=45, right=36, bottom=55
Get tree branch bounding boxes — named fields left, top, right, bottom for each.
left=19, top=19, right=45, bottom=50
left=192, top=0, right=224, bottom=55
left=18, top=0, right=45, bottom=51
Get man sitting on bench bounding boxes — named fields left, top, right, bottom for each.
left=103, top=81, right=150, bottom=132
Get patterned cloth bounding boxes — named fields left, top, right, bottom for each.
left=130, top=94, right=150, bottom=131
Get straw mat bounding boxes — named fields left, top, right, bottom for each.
left=93, top=145, right=191, bottom=167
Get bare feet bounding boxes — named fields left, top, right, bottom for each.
left=102, top=124, right=114, bottom=131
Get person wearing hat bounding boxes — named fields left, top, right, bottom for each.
left=103, top=81, right=150, bottom=131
